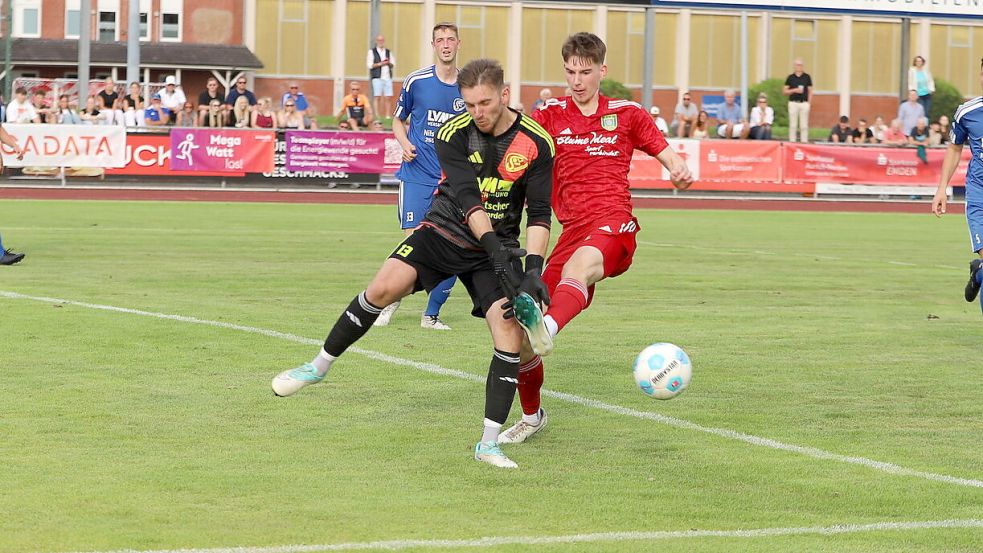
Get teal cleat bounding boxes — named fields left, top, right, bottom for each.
left=474, top=441, right=518, bottom=468
left=271, top=362, right=324, bottom=397
left=512, top=292, right=553, bottom=356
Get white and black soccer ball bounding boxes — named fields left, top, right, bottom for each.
left=632, top=343, right=692, bottom=400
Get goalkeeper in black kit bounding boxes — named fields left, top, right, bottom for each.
left=271, top=58, right=556, bottom=469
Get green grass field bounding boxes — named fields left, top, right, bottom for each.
left=1, top=199, right=981, bottom=553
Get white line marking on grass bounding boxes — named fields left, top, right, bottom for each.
left=888, top=261, right=917, bottom=266
left=54, top=519, right=983, bottom=553
left=4, top=290, right=982, bottom=490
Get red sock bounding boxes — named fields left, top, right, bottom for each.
left=517, top=355, right=544, bottom=415
left=547, top=278, right=589, bottom=333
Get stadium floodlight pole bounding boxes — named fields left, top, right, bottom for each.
left=79, top=0, right=91, bottom=100
left=3, top=0, right=13, bottom=101
left=642, top=6, right=654, bottom=112
left=126, top=0, right=140, bottom=87
left=740, top=11, right=748, bottom=119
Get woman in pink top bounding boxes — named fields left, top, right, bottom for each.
left=252, top=97, right=276, bottom=129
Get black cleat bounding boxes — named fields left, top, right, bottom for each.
left=0, top=249, right=24, bottom=266
left=964, top=259, right=983, bottom=302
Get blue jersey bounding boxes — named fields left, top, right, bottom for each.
left=394, top=65, right=465, bottom=183
left=953, top=96, right=983, bottom=203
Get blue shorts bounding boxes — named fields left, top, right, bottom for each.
left=966, top=202, right=983, bottom=253
left=398, top=181, right=438, bottom=229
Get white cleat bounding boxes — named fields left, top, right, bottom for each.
left=373, top=300, right=400, bottom=326
left=271, top=362, right=325, bottom=397
left=474, top=441, right=518, bottom=468
left=421, top=314, right=451, bottom=330
left=497, top=409, right=548, bottom=444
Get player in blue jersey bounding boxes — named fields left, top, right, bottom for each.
left=376, top=22, right=467, bottom=330
left=932, top=57, right=983, bottom=312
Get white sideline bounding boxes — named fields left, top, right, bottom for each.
left=3, top=290, right=982, bottom=492
left=55, top=519, right=983, bottom=553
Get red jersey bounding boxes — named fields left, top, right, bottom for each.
left=531, top=94, right=668, bottom=228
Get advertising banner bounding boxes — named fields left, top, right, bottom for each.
left=284, top=130, right=386, bottom=173
left=0, top=124, right=126, bottom=167
left=783, top=143, right=971, bottom=187
left=106, top=133, right=241, bottom=177
left=698, top=140, right=781, bottom=182
left=651, top=0, right=983, bottom=19
left=169, top=129, right=275, bottom=173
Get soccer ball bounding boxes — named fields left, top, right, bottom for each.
left=632, top=343, right=692, bottom=400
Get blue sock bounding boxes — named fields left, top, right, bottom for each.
left=425, top=276, right=456, bottom=317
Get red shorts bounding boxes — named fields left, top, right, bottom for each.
left=541, top=216, right=640, bottom=308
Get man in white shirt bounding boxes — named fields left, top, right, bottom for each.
left=6, top=87, right=39, bottom=124
left=649, top=106, right=669, bottom=135
left=366, top=35, right=395, bottom=118
left=158, top=76, right=186, bottom=123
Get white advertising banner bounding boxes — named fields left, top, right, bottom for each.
left=0, top=124, right=127, bottom=167
left=654, top=0, right=982, bottom=18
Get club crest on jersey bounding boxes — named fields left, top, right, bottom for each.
left=601, top=114, right=618, bottom=131
left=453, top=98, right=466, bottom=112
left=504, top=152, right=529, bottom=173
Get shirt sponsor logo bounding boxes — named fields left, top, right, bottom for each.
left=427, top=110, right=455, bottom=125
left=555, top=132, right=618, bottom=146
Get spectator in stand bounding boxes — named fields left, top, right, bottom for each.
left=281, top=83, right=309, bottom=114
left=278, top=98, right=304, bottom=129
left=908, top=56, right=935, bottom=118
left=898, top=89, right=925, bottom=136
left=938, top=114, right=951, bottom=144
left=871, top=115, right=888, bottom=143
left=158, top=76, right=186, bottom=122
left=121, top=94, right=145, bottom=127
left=175, top=101, right=197, bottom=127
left=6, top=87, right=38, bottom=123
left=649, top=105, right=669, bottom=135
left=251, top=97, right=276, bottom=129
left=691, top=110, right=710, bottom=139
left=338, top=120, right=352, bottom=130
left=338, top=81, right=373, bottom=130
left=371, top=120, right=384, bottom=131
left=230, top=96, right=251, bottom=128
left=929, top=120, right=944, bottom=146
left=303, top=103, right=319, bottom=129
left=829, top=115, right=852, bottom=143
left=367, top=35, right=395, bottom=118
left=670, top=91, right=698, bottom=138
left=532, top=88, right=551, bottom=111
left=201, top=99, right=226, bottom=128
left=850, top=118, right=874, bottom=144
left=909, top=117, right=931, bottom=146
left=126, top=82, right=144, bottom=112
left=55, top=94, right=82, bottom=124
left=97, top=77, right=119, bottom=116
left=143, top=94, right=171, bottom=127
left=783, top=58, right=813, bottom=143
left=198, top=78, right=225, bottom=126
left=225, top=76, right=257, bottom=110
left=31, top=90, right=54, bottom=123
left=747, top=93, right=774, bottom=140
left=716, top=89, right=746, bottom=139
left=79, top=96, right=101, bottom=125
left=881, top=118, right=909, bottom=146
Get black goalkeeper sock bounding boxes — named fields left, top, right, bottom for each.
left=483, top=348, right=520, bottom=441
left=322, top=291, right=383, bottom=357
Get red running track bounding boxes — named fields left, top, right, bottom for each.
left=0, top=186, right=959, bottom=214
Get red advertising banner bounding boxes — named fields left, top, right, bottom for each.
left=170, top=129, right=275, bottom=173
left=106, top=134, right=243, bottom=177
left=783, top=143, right=972, bottom=186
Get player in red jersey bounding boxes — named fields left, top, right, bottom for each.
left=499, top=32, right=693, bottom=443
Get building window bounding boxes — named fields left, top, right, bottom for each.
left=66, top=9, right=81, bottom=38
left=99, top=11, right=117, bottom=41
left=13, top=1, right=42, bottom=38
left=139, top=13, right=148, bottom=39
left=160, top=0, right=183, bottom=41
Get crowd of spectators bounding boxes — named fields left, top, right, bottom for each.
left=3, top=75, right=388, bottom=132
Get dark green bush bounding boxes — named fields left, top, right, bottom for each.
left=748, top=78, right=788, bottom=128
left=929, top=78, right=962, bottom=122
left=600, top=78, right=632, bottom=100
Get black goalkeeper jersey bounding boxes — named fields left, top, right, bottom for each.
left=424, top=109, right=554, bottom=251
